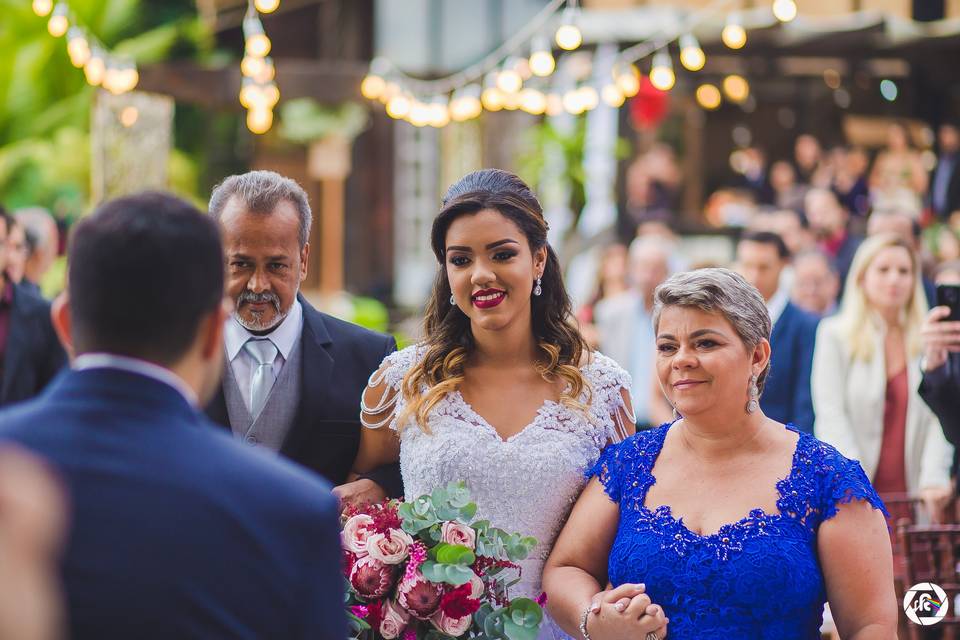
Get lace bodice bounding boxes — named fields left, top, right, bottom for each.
left=365, top=344, right=632, bottom=606
left=590, top=422, right=887, bottom=639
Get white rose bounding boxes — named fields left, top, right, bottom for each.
left=366, top=529, right=413, bottom=565
left=440, top=521, right=477, bottom=550
left=342, top=514, right=375, bottom=556
left=380, top=599, right=411, bottom=639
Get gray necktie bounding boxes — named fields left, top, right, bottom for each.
left=243, top=338, right=279, bottom=418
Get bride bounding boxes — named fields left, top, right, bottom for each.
left=351, top=169, right=643, bottom=637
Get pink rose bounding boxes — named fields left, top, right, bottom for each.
left=367, top=529, right=413, bottom=565
left=342, top=514, right=376, bottom=556
left=440, top=522, right=477, bottom=550
left=467, top=574, right=484, bottom=599
left=379, top=599, right=410, bottom=639
left=397, top=572, right=443, bottom=620
left=349, top=555, right=395, bottom=599
left=431, top=609, right=472, bottom=636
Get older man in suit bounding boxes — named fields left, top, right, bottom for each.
left=206, top=171, right=401, bottom=504
left=0, top=192, right=346, bottom=639
left=0, top=210, right=65, bottom=408
left=735, top=230, right=819, bottom=433
left=930, top=122, right=960, bottom=221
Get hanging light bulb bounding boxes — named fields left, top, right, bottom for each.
left=555, top=7, right=582, bottom=51
left=262, top=82, right=280, bottom=107
left=602, top=84, right=625, bottom=108
left=254, top=0, right=280, bottom=13
left=385, top=93, right=412, bottom=119
left=239, top=78, right=263, bottom=109
left=408, top=100, right=432, bottom=127
left=562, top=88, right=585, bottom=115
left=66, top=28, right=91, bottom=68
left=722, top=74, right=750, bottom=103
left=529, top=36, right=556, bottom=77
left=496, top=62, right=523, bottom=94
left=695, top=83, right=722, bottom=110
left=427, top=96, right=451, bottom=128
left=103, top=61, right=124, bottom=95
left=579, top=85, right=599, bottom=111
left=361, top=57, right=390, bottom=101
left=482, top=72, right=505, bottom=111
left=518, top=88, right=547, bottom=115
left=241, top=55, right=265, bottom=78
left=252, top=57, right=275, bottom=83
left=83, top=50, right=105, bottom=86
left=772, top=0, right=797, bottom=22
left=243, top=14, right=271, bottom=57
left=47, top=3, right=69, bottom=37
left=613, top=62, right=641, bottom=97
left=32, top=0, right=53, bottom=17
left=379, top=81, right=401, bottom=104
left=450, top=85, right=482, bottom=122
left=247, top=107, right=274, bottom=134
left=649, top=52, right=675, bottom=91
left=679, top=34, right=705, bottom=72
left=722, top=13, right=747, bottom=49
left=545, top=93, right=564, bottom=116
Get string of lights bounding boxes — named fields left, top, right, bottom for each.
left=240, top=0, right=281, bottom=134
left=31, top=0, right=140, bottom=95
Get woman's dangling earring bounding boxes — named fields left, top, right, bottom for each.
left=533, top=276, right=542, bottom=297
left=450, top=294, right=456, bottom=306
left=746, top=374, right=760, bottom=414
left=672, top=406, right=680, bottom=422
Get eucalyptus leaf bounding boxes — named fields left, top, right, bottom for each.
left=502, top=619, right=540, bottom=640
left=435, top=543, right=475, bottom=566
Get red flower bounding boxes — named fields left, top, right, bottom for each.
left=365, top=600, right=385, bottom=630
left=440, top=583, right=482, bottom=619
left=397, top=572, right=443, bottom=620
left=349, top=556, right=395, bottom=600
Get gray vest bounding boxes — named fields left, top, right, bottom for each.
left=223, top=338, right=303, bottom=451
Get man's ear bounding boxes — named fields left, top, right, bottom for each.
left=50, top=292, right=74, bottom=360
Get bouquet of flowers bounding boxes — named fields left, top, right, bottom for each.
left=342, top=481, right=544, bottom=640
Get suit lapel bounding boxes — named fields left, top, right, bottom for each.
left=280, top=295, right=334, bottom=461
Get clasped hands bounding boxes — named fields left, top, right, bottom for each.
left=585, top=583, right=668, bottom=640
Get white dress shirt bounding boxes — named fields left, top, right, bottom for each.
left=73, top=353, right=199, bottom=407
left=224, top=299, right=303, bottom=414
left=767, top=284, right=791, bottom=325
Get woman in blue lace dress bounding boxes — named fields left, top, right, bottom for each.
left=543, top=268, right=897, bottom=639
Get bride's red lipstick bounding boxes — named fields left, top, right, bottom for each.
left=472, top=288, right=506, bottom=309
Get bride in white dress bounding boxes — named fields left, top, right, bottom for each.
left=351, top=169, right=634, bottom=638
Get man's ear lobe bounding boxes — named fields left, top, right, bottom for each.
left=50, top=292, right=74, bottom=358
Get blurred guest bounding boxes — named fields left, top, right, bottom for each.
left=14, top=208, right=59, bottom=295
left=0, top=211, right=66, bottom=408
left=929, top=122, right=960, bottom=221
left=791, top=250, right=841, bottom=317
left=740, top=147, right=774, bottom=205
left=624, top=146, right=680, bottom=235
left=869, top=121, right=928, bottom=216
left=867, top=209, right=936, bottom=306
left=832, top=146, right=871, bottom=218
left=205, top=171, right=400, bottom=504
left=794, top=134, right=824, bottom=186
left=5, top=217, right=29, bottom=289
left=576, top=243, right=630, bottom=349
left=918, top=260, right=960, bottom=448
left=750, top=208, right=815, bottom=257
left=770, top=160, right=808, bottom=213
left=735, top=231, right=818, bottom=433
left=805, top=188, right=863, bottom=289
left=813, top=234, right=953, bottom=519
left=594, top=238, right=670, bottom=428
left=0, top=192, right=347, bottom=639
left=0, top=446, right=65, bottom=640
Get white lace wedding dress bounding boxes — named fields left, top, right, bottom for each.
left=364, top=344, right=633, bottom=639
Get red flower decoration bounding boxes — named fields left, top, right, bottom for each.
left=440, top=584, right=482, bottom=619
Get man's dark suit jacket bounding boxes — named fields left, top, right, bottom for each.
left=0, top=367, right=346, bottom=640
left=929, top=154, right=960, bottom=219
left=0, top=281, right=66, bottom=406
left=762, top=301, right=819, bottom=434
left=920, top=357, right=960, bottom=447
left=207, top=294, right=402, bottom=496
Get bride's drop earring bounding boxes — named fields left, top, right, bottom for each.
left=533, top=276, right=542, bottom=297
left=746, top=374, right=760, bottom=414
left=450, top=294, right=456, bottom=306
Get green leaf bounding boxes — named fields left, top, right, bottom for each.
left=434, top=543, right=475, bottom=566
left=506, top=598, right=543, bottom=627
left=419, top=560, right=475, bottom=586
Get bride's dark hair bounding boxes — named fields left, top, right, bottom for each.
left=398, top=169, right=590, bottom=432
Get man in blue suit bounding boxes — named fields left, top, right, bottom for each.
left=735, top=230, right=819, bottom=433
left=0, top=192, right=347, bottom=640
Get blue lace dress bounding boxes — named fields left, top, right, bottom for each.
left=589, top=423, right=887, bottom=639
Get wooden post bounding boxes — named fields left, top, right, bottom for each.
left=307, top=135, right=352, bottom=294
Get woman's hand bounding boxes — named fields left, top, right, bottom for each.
left=920, top=306, right=960, bottom=372
left=920, top=484, right=954, bottom=524
left=585, top=583, right=669, bottom=640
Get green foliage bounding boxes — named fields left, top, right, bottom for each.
left=279, top=99, right=370, bottom=144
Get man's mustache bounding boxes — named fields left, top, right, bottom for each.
left=237, top=290, right=281, bottom=312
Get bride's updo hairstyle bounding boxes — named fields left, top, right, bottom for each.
left=399, top=169, right=590, bottom=432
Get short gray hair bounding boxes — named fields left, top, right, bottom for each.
left=652, top=267, right=772, bottom=391
left=208, top=170, right=312, bottom=248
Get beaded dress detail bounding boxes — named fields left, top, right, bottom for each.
left=589, top=422, right=888, bottom=639
left=363, top=344, right=633, bottom=639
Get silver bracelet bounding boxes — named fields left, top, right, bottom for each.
left=579, top=604, right=593, bottom=640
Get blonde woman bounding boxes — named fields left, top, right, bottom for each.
left=352, top=170, right=658, bottom=639
left=813, top=233, right=953, bottom=519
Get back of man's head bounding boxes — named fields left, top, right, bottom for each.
left=68, top=192, right=223, bottom=366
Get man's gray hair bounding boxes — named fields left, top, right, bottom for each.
left=652, top=267, right=772, bottom=391
left=208, top=170, right=312, bottom=248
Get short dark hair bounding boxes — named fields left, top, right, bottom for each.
left=738, top=230, right=790, bottom=260
left=0, top=206, right=11, bottom=237
left=68, top=192, right=224, bottom=365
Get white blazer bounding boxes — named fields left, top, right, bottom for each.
left=812, top=315, right=953, bottom=492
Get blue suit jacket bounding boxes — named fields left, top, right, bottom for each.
left=0, top=281, right=66, bottom=407
left=0, top=368, right=347, bottom=640
left=762, top=302, right=819, bottom=434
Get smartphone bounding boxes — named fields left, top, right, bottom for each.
left=936, top=284, right=960, bottom=321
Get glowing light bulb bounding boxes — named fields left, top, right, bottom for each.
left=519, top=88, right=547, bottom=115
left=407, top=100, right=431, bottom=127
left=555, top=8, right=582, bottom=51
left=602, top=84, right=625, bottom=108
left=722, top=75, right=749, bottom=103
left=450, top=85, right=482, bottom=122
left=243, top=15, right=271, bottom=57
left=614, top=63, right=641, bottom=97
left=496, top=67, right=523, bottom=94
left=529, top=36, right=555, bottom=77
left=722, top=14, right=747, bottom=49
left=385, top=94, right=412, bottom=119
left=47, top=3, right=68, bottom=37
left=649, top=52, right=675, bottom=91
left=773, top=0, right=797, bottom=22
left=562, top=89, right=585, bottom=115
left=67, top=29, right=91, bottom=67
left=119, top=106, right=139, bottom=128
left=427, top=98, right=450, bottom=128
left=695, top=83, right=722, bottom=110
left=247, top=108, right=273, bottom=134
left=254, top=0, right=280, bottom=13
left=32, top=0, right=53, bottom=17
left=679, top=34, right=705, bottom=72
left=84, top=54, right=105, bottom=86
